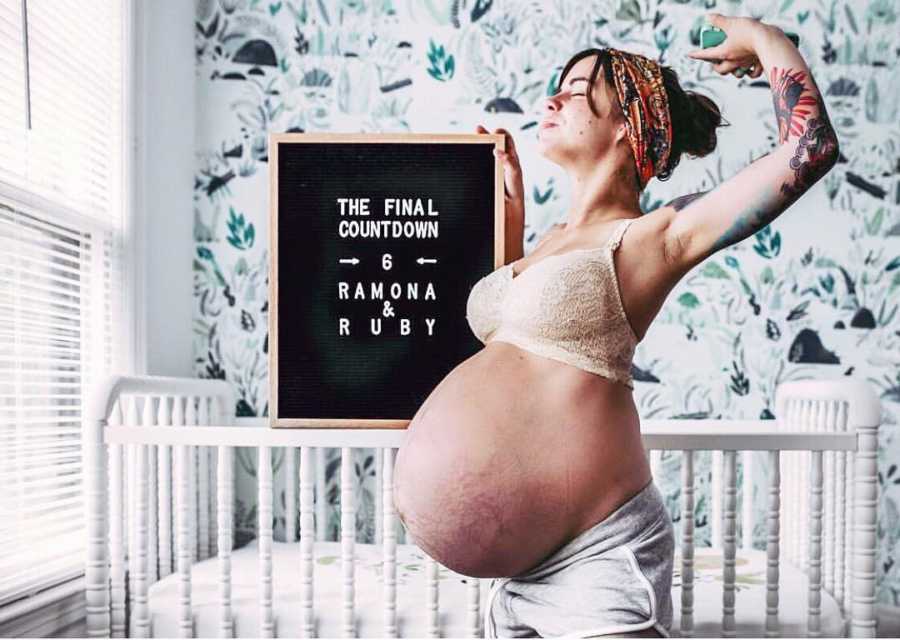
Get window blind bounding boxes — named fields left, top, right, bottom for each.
left=0, top=0, right=129, bottom=607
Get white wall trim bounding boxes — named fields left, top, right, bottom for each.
left=128, top=0, right=148, bottom=376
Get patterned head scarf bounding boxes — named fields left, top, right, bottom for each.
left=604, top=48, right=672, bottom=189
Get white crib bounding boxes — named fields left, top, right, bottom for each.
left=82, top=375, right=881, bottom=638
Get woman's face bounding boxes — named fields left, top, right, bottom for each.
left=537, top=53, right=624, bottom=168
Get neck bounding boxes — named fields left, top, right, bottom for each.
left=563, top=155, right=642, bottom=229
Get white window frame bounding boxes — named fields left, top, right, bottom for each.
left=0, top=0, right=144, bottom=634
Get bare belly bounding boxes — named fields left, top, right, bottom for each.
left=392, top=341, right=652, bottom=579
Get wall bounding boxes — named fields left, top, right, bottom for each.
left=191, top=0, right=900, bottom=606
left=142, top=0, right=196, bottom=377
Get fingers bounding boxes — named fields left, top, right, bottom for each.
left=687, top=43, right=728, bottom=61
left=705, top=12, right=727, bottom=27
left=734, top=63, right=762, bottom=78
left=714, top=59, right=742, bottom=75
left=476, top=124, right=519, bottom=158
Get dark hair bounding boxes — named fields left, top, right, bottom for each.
left=555, top=48, right=730, bottom=184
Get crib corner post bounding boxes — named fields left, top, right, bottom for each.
left=850, top=421, right=878, bottom=638
left=84, top=415, right=111, bottom=637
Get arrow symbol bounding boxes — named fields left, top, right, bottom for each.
left=417, top=257, right=438, bottom=264
left=339, top=258, right=360, bottom=265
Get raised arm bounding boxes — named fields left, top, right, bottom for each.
left=660, top=14, right=839, bottom=271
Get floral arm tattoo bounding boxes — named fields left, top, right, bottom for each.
left=768, top=66, right=839, bottom=205
left=706, top=63, right=839, bottom=253
left=663, top=34, right=840, bottom=257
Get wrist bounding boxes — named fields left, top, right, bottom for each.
left=751, top=22, right=783, bottom=51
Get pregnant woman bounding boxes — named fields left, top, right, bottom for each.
left=393, top=13, right=839, bottom=638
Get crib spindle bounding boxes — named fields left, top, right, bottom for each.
left=300, top=446, right=315, bottom=637
left=382, top=447, right=398, bottom=638
left=198, top=399, right=211, bottom=561
left=808, top=450, right=824, bottom=636
left=108, top=400, right=126, bottom=638
left=722, top=450, right=737, bottom=638
left=131, top=441, right=150, bottom=637
left=649, top=448, right=662, bottom=481
left=833, top=401, right=848, bottom=615
left=843, top=449, right=854, bottom=618
left=285, top=447, right=298, bottom=542
left=217, top=445, right=234, bottom=638
left=681, top=450, right=695, bottom=638
left=175, top=437, right=193, bottom=637
left=186, top=397, right=199, bottom=564
left=426, top=555, right=440, bottom=638
left=209, top=398, right=221, bottom=558
left=712, top=450, right=723, bottom=548
left=375, top=448, right=384, bottom=547
left=148, top=441, right=159, bottom=585
left=800, top=401, right=811, bottom=572
left=125, top=396, right=139, bottom=623
left=765, top=450, right=780, bottom=638
left=316, top=447, right=327, bottom=543
left=258, top=446, right=275, bottom=637
left=835, top=447, right=846, bottom=612
left=341, top=447, right=356, bottom=637
left=851, top=422, right=878, bottom=637
left=823, top=402, right=836, bottom=595
left=742, top=450, right=755, bottom=552
left=158, top=396, right=173, bottom=580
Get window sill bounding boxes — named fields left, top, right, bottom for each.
left=0, top=575, right=85, bottom=638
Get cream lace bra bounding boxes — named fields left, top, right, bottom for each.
left=465, top=217, right=639, bottom=389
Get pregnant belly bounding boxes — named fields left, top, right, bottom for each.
left=392, top=342, right=648, bottom=579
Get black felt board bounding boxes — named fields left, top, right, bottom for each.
left=269, top=133, right=504, bottom=427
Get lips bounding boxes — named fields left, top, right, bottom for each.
left=539, top=120, right=559, bottom=129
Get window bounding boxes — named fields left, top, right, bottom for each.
left=0, top=0, right=132, bottom=606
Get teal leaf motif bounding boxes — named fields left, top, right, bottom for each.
left=533, top=182, right=554, bottom=205
left=426, top=39, right=455, bottom=82
left=269, top=2, right=282, bottom=16
left=616, top=0, right=641, bottom=22
left=779, top=0, right=796, bottom=15
left=844, top=4, right=858, bottom=33
left=226, top=206, right=256, bottom=250
left=678, top=292, right=701, bottom=309
left=701, top=262, right=730, bottom=279
left=196, top=246, right=227, bottom=286
left=753, top=225, right=781, bottom=259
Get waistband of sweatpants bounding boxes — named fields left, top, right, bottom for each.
left=508, top=479, right=668, bottom=581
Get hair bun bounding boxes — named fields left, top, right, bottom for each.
left=654, top=65, right=730, bottom=182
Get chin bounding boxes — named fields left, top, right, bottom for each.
left=536, top=143, right=564, bottom=167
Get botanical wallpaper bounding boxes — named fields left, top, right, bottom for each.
left=191, top=0, right=900, bottom=606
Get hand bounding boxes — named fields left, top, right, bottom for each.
left=687, top=13, right=769, bottom=78
left=477, top=124, right=525, bottom=218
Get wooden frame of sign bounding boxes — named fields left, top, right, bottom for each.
left=268, top=133, right=506, bottom=429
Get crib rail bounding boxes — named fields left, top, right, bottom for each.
left=84, top=375, right=880, bottom=638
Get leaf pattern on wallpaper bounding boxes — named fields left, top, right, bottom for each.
left=189, top=0, right=900, bottom=605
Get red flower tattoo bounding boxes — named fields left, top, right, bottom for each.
left=769, top=66, right=819, bottom=144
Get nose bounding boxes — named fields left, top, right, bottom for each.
left=544, top=94, right=561, bottom=114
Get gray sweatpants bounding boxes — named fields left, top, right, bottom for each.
left=485, top=481, right=674, bottom=638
